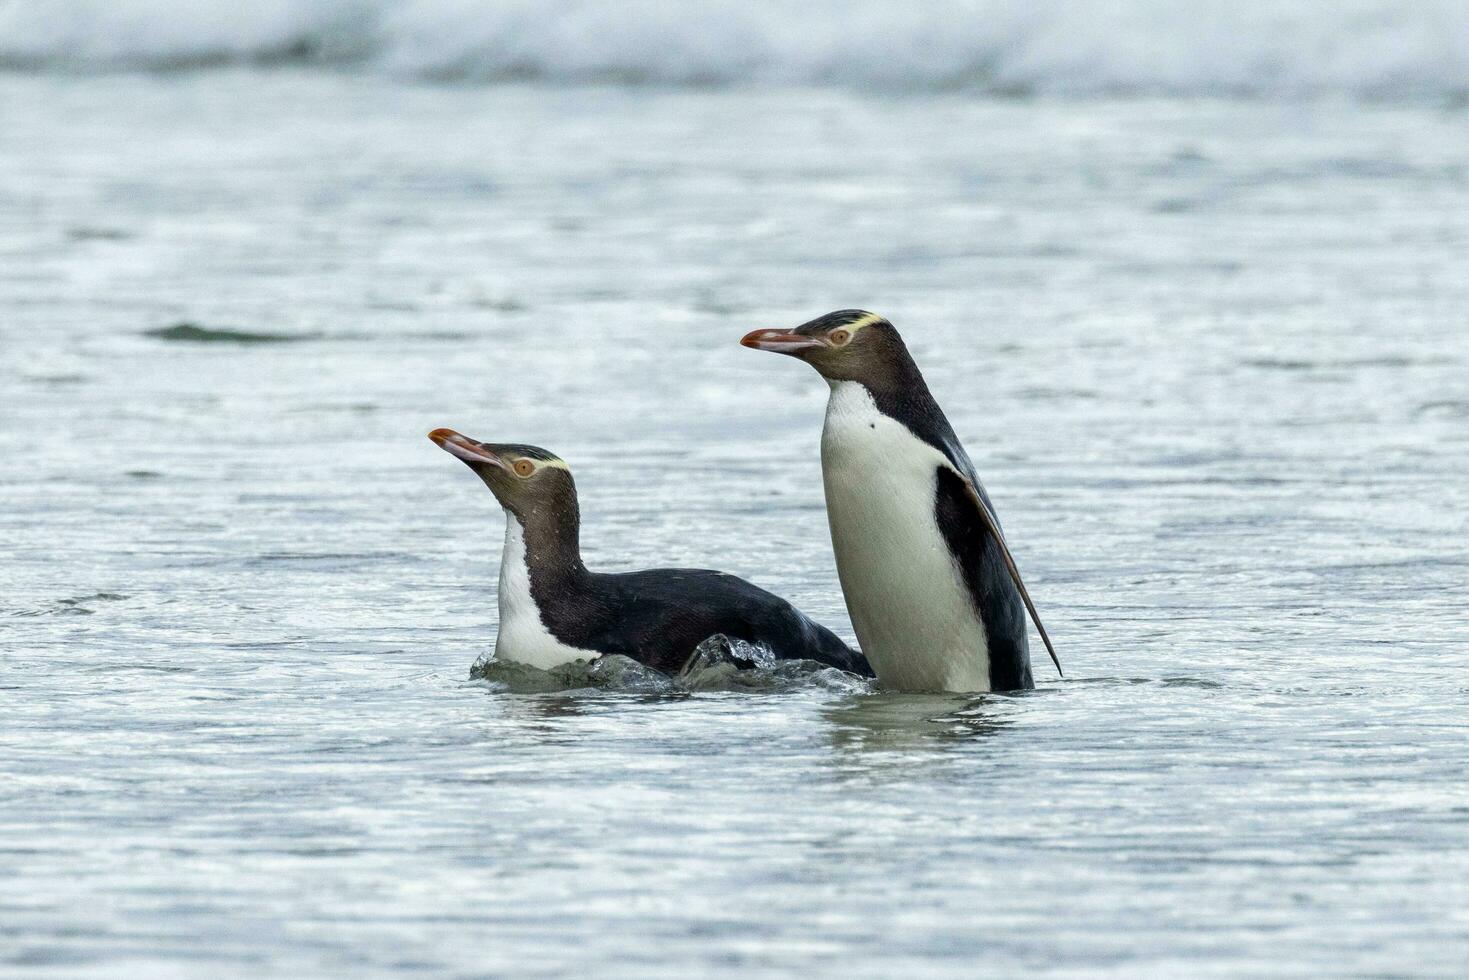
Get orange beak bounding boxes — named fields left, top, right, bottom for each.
left=740, top=329, right=826, bottom=354
left=428, top=428, right=504, bottom=467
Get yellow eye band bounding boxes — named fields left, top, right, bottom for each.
left=841, top=312, right=885, bottom=334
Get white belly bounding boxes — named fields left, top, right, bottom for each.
left=821, top=381, right=991, bottom=693
left=494, top=517, right=596, bottom=670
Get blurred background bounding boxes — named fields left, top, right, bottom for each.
left=2, top=2, right=1467, bottom=977
left=3, top=1, right=1468, bottom=94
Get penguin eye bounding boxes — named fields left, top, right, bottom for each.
left=828, top=328, right=852, bottom=347
left=512, top=459, right=535, bottom=478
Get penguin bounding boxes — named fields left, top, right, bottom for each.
left=741, top=311, right=1061, bottom=693
left=428, top=428, right=873, bottom=678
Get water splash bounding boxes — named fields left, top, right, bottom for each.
left=470, top=635, right=874, bottom=695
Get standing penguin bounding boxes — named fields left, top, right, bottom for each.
left=741, top=311, right=1061, bottom=693
left=428, top=428, right=872, bottom=678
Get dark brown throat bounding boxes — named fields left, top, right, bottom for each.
left=507, top=470, right=587, bottom=587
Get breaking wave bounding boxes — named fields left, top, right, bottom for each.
left=2, top=0, right=1468, bottom=99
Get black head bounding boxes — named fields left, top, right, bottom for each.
left=740, top=310, right=916, bottom=389
left=428, top=429, right=578, bottom=526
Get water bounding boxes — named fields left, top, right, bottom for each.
left=4, top=1, right=1469, bottom=98
left=3, top=68, right=1469, bottom=976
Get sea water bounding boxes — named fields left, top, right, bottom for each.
left=3, top=15, right=1469, bottom=976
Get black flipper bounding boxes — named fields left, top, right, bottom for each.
left=955, top=473, right=1062, bottom=679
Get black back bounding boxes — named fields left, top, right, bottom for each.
left=934, top=466, right=1034, bottom=691
left=529, top=565, right=871, bottom=677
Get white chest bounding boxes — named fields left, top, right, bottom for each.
left=494, top=518, right=595, bottom=670
left=820, top=382, right=991, bottom=692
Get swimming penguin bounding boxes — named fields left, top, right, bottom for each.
left=741, top=311, right=1061, bottom=693
left=428, top=428, right=873, bottom=678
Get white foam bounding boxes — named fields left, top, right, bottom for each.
left=3, top=1, right=1468, bottom=98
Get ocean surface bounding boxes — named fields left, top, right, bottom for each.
left=3, top=44, right=1469, bottom=980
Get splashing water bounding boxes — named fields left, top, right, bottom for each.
left=471, top=636, right=874, bottom=695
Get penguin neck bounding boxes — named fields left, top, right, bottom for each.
left=500, top=507, right=587, bottom=596
left=825, top=352, right=957, bottom=455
